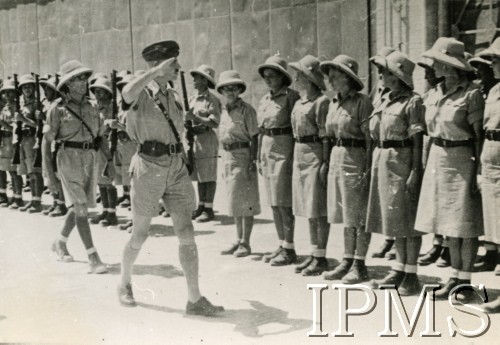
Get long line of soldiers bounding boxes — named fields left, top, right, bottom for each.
left=1, top=36, right=500, bottom=315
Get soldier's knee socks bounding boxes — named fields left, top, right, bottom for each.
left=107, top=185, right=117, bottom=211
left=98, top=185, right=109, bottom=210
left=0, top=171, right=7, bottom=189
left=205, top=181, right=216, bottom=204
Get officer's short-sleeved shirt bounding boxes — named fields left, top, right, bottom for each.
left=291, top=93, right=330, bottom=138
left=369, top=89, right=425, bottom=141
left=424, top=80, right=484, bottom=140
left=484, top=82, right=500, bottom=130
left=43, top=97, right=105, bottom=142
left=219, top=98, right=259, bottom=144
left=189, top=90, right=222, bottom=125
left=325, top=90, right=374, bottom=140
left=257, top=87, right=300, bottom=129
left=126, top=80, right=184, bottom=145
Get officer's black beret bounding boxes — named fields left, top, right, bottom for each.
left=142, top=41, right=180, bottom=62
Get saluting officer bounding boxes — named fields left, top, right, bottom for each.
left=117, top=40, right=223, bottom=316
left=45, top=60, right=109, bottom=274
left=16, top=74, right=44, bottom=213
left=186, top=64, right=222, bottom=223
left=0, top=79, right=23, bottom=208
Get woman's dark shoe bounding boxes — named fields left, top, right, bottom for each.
left=372, top=239, right=394, bottom=258
left=418, top=245, right=443, bottom=266
left=370, top=270, right=405, bottom=289
left=302, top=257, right=328, bottom=276
left=398, top=273, right=420, bottom=296
left=434, top=277, right=459, bottom=300
left=270, top=248, right=297, bottom=266
left=295, top=255, right=314, bottom=273
left=118, top=283, right=137, bottom=307
left=323, top=258, right=353, bottom=281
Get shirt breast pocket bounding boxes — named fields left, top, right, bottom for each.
left=383, top=110, right=407, bottom=134
left=441, top=101, right=466, bottom=125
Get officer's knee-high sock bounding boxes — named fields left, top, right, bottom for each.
left=10, top=172, right=22, bottom=199
left=179, top=243, right=201, bottom=303
left=205, top=181, right=216, bottom=204
left=405, top=236, right=422, bottom=266
left=98, top=185, right=109, bottom=212
left=280, top=207, right=295, bottom=244
left=61, top=207, right=76, bottom=238
left=271, top=206, right=285, bottom=241
left=197, top=182, right=206, bottom=205
left=308, top=218, right=319, bottom=247
left=34, top=172, right=44, bottom=198
left=344, top=227, right=357, bottom=257
left=461, top=237, right=479, bottom=272
left=448, top=237, right=463, bottom=270
left=316, top=216, right=330, bottom=250
left=121, top=214, right=151, bottom=285
left=0, top=171, right=6, bottom=194
left=354, top=226, right=371, bottom=259
left=28, top=174, right=36, bottom=199
left=395, top=237, right=407, bottom=266
left=107, top=185, right=117, bottom=213
left=75, top=216, right=95, bottom=250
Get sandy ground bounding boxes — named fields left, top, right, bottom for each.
left=1, top=169, right=499, bottom=345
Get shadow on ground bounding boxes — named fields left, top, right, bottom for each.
left=0, top=315, right=5, bottom=322
left=147, top=224, right=215, bottom=237
left=137, top=299, right=311, bottom=338
left=106, top=263, right=184, bottom=278
left=214, top=215, right=274, bottom=226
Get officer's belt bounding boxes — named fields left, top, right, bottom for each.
left=60, top=140, right=98, bottom=151
left=485, top=130, right=500, bottom=142
left=376, top=138, right=413, bottom=149
left=21, top=127, right=36, bottom=137
left=139, top=141, right=183, bottom=157
left=262, top=127, right=293, bottom=136
left=295, top=135, right=321, bottom=143
left=0, top=130, right=12, bottom=137
left=331, top=138, right=365, bottom=148
left=222, top=141, right=250, bottom=151
left=431, top=137, right=473, bottom=148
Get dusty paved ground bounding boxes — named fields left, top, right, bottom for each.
left=1, top=171, right=499, bottom=345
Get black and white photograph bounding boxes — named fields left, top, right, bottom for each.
left=0, top=0, right=499, bottom=344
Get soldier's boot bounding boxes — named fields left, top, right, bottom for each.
left=295, top=255, right=314, bottom=273
left=9, top=197, right=24, bottom=210
left=28, top=200, right=42, bottom=213
left=90, top=211, right=108, bottom=224
left=372, top=239, right=394, bottom=258
left=342, top=259, right=369, bottom=284
left=0, top=193, right=9, bottom=207
left=398, top=273, right=420, bottom=296
left=473, top=249, right=498, bottom=272
left=100, top=186, right=118, bottom=226
left=436, top=247, right=451, bottom=267
left=91, top=186, right=109, bottom=224
left=196, top=208, right=214, bottom=223
left=49, top=203, right=68, bottom=217
left=43, top=200, right=57, bottom=215
left=191, top=204, right=205, bottom=220
left=482, top=297, right=500, bottom=313
left=302, top=256, right=328, bottom=276
left=369, top=270, right=405, bottom=289
left=323, top=258, right=353, bottom=280
left=270, top=248, right=297, bottom=266
left=418, top=245, right=443, bottom=266
left=19, top=201, right=32, bottom=212
left=434, top=277, right=459, bottom=300
left=100, top=212, right=118, bottom=227
left=263, top=246, right=282, bottom=263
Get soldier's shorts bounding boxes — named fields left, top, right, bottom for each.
left=57, top=147, right=97, bottom=215
left=130, top=152, right=196, bottom=218
left=17, top=136, right=42, bottom=175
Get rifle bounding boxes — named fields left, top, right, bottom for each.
left=180, top=71, right=194, bottom=175
left=11, top=74, right=22, bottom=165
left=33, top=74, right=43, bottom=168
left=104, top=70, right=118, bottom=177
left=52, top=74, right=60, bottom=173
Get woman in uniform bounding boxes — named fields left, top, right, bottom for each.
left=0, top=79, right=23, bottom=208
left=320, top=55, right=374, bottom=283
left=367, top=51, right=425, bottom=296
left=217, top=70, right=260, bottom=257
left=289, top=55, right=331, bottom=276
left=415, top=37, right=485, bottom=302
left=44, top=60, right=109, bottom=274
left=186, top=65, right=222, bottom=223
left=256, top=55, right=300, bottom=266
left=477, top=37, right=500, bottom=313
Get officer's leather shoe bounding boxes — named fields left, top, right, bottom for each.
left=19, top=201, right=32, bottom=212
left=270, top=248, right=297, bottom=266
left=191, top=205, right=204, bottom=220
left=9, top=198, right=24, bottom=209
left=436, top=247, right=451, bottom=267
left=323, top=258, right=353, bottom=280
left=220, top=242, right=240, bottom=255
left=0, top=193, right=9, bottom=206
left=186, top=296, right=224, bottom=316
left=118, top=283, right=137, bottom=307
left=49, top=204, right=67, bottom=217
left=482, top=297, right=500, bottom=313
left=28, top=202, right=42, bottom=214
left=372, top=239, right=394, bottom=258
left=196, top=209, right=214, bottom=223
left=263, top=246, right=282, bottom=263
left=434, top=277, right=459, bottom=300
left=418, top=245, right=443, bottom=266
left=295, top=255, right=314, bottom=273
left=43, top=203, right=57, bottom=215
left=234, top=243, right=251, bottom=257
left=51, top=240, right=74, bottom=262
left=370, top=270, right=405, bottom=289
left=398, top=273, right=420, bottom=296
left=100, top=212, right=118, bottom=227
left=473, top=250, right=498, bottom=272
left=342, top=259, right=369, bottom=284
left=90, top=211, right=108, bottom=224
left=302, top=257, right=328, bottom=276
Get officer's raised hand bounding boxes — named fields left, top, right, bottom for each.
left=154, top=57, right=180, bottom=79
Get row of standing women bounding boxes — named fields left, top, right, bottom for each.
left=214, top=36, right=500, bottom=312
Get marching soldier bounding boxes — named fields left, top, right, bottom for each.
left=16, top=74, right=44, bottom=213
left=0, top=79, right=23, bottom=208
left=186, top=64, right=222, bottom=223
left=45, top=60, right=108, bottom=274
left=89, top=77, right=118, bottom=227
left=40, top=75, right=68, bottom=217
left=117, top=40, right=223, bottom=315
